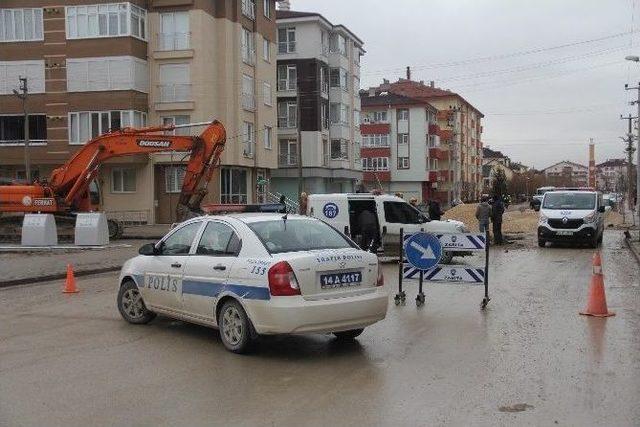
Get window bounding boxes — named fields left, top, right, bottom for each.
left=264, top=126, right=272, bottom=149
left=159, top=11, right=189, bottom=50
left=353, top=76, right=360, bottom=93
left=242, top=74, right=255, bottom=111
left=161, top=115, right=190, bottom=135
left=277, top=64, right=296, bottom=91
left=426, top=109, right=436, bottom=124
left=398, top=157, right=410, bottom=169
left=278, top=101, right=297, bottom=128
left=158, top=63, right=190, bottom=102
left=243, top=122, right=254, bottom=157
left=221, top=168, right=248, bottom=204
left=397, top=109, right=409, bottom=121
left=248, top=219, right=352, bottom=254
left=0, top=114, right=47, bottom=145
left=321, top=103, right=328, bottom=129
left=329, top=32, right=346, bottom=56
left=241, top=27, right=255, bottom=65
left=278, top=27, right=295, bottom=53
left=262, top=37, right=271, bottom=62
left=165, top=165, right=186, bottom=193
left=241, top=0, right=255, bottom=19
left=353, top=110, right=360, bottom=127
left=320, top=67, right=329, bottom=93
left=362, top=157, right=389, bottom=171
left=0, top=8, right=43, bottom=42
left=331, top=139, right=348, bottom=160
left=111, top=167, right=136, bottom=193
left=66, top=3, right=146, bottom=40
left=0, top=60, right=45, bottom=94
left=69, top=110, right=146, bottom=144
left=397, top=133, right=409, bottom=145
left=279, top=139, right=298, bottom=166
left=159, top=221, right=201, bottom=255
left=362, top=134, right=389, bottom=147
left=330, top=103, right=350, bottom=125
left=330, top=67, right=348, bottom=91
left=321, top=30, right=329, bottom=55
left=197, top=222, right=240, bottom=256
left=67, top=56, right=148, bottom=93
left=372, top=111, right=388, bottom=123
left=354, top=50, right=361, bottom=65
left=263, top=0, right=271, bottom=19
left=263, top=82, right=272, bottom=106
left=383, top=201, right=422, bottom=224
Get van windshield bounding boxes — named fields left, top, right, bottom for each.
left=542, top=193, right=596, bottom=210
left=248, top=219, right=354, bottom=254
left=383, top=201, right=425, bottom=224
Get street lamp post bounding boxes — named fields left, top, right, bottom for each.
left=624, top=56, right=640, bottom=237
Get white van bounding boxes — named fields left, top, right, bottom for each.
left=307, top=193, right=469, bottom=262
left=537, top=190, right=605, bottom=248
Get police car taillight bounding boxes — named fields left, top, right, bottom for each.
left=268, top=261, right=301, bottom=296
left=376, top=264, right=384, bottom=287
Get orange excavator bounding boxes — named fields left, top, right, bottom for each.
left=0, top=119, right=226, bottom=238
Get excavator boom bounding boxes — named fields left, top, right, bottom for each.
left=0, top=119, right=226, bottom=223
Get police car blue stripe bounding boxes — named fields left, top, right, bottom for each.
left=182, top=279, right=271, bottom=300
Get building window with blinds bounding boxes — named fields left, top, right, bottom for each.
left=165, top=165, right=186, bottom=193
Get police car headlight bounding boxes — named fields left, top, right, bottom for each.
left=583, top=212, right=596, bottom=223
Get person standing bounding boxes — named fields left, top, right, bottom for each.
left=428, top=199, right=443, bottom=221
left=491, top=194, right=505, bottom=244
left=357, top=209, right=379, bottom=252
left=475, top=196, right=491, bottom=235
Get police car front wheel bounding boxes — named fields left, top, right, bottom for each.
left=117, top=280, right=156, bottom=324
left=218, top=300, right=255, bottom=354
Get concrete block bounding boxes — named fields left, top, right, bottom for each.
left=74, top=213, right=109, bottom=246
left=21, top=214, right=58, bottom=246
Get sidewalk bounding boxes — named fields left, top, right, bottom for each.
left=627, top=233, right=640, bottom=265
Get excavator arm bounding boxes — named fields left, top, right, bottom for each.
left=0, top=119, right=226, bottom=222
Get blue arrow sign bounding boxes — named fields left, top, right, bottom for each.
left=404, top=232, right=442, bottom=270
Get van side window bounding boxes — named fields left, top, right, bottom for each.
left=384, top=202, right=421, bottom=224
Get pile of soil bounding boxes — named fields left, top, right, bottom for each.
left=443, top=203, right=538, bottom=234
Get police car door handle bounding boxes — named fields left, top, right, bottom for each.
left=171, top=262, right=182, bottom=268
left=213, top=264, right=226, bottom=271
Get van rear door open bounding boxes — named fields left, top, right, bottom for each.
left=348, top=199, right=380, bottom=248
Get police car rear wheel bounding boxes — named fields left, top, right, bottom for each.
left=219, top=300, right=254, bottom=353
left=117, top=280, right=155, bottom=324
left=333, top=328, right=364, bottom=340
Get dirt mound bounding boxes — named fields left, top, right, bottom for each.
left=443, top=203, right=538, bottom=234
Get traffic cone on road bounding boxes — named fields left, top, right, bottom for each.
left=579, top=252, right=614, bottom=317
left=62, top=264, right=79, bottom=294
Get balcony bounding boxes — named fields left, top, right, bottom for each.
left=429, top=147, right=444, bottom=160
left=360, top=123, right=391, bottom=135
left=242, top=49, right=256, bottom=66
left=321, top=43, right=329, bottom=56
left=241, top=94, right=255, bottom=111
left=428, top=123, right=440, bottom=135
left=279, top=154, right=297, bottom=167
left=278, top=41, right=296, bottom=54
left=440, top=129, right=453, bottom=141
left=157, top=32, right=191, bottom=51
left=158, top=83, right=192, bottom=102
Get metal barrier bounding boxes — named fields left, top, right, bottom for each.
left=394, top=227, right=490, bottom=309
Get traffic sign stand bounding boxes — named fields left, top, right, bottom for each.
left=396, top=228, right=490, bottom=309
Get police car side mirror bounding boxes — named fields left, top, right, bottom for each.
left=597, top=206, right=606, bottom=213
left=139, top=243, right=158, bottom=256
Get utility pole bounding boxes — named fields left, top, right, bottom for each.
left=624, top=83, right=640, bottom=236
left=620, top=114, right=636, bottom=223
left=12, top=76, right=30, bottom=183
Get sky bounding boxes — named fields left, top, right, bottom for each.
left=292, top=0, right=639, bottom=169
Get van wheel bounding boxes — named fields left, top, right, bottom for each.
left=589, top=235, right=598, bottom=248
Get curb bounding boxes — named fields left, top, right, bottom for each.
left=625, top=238, right=640, bottom=266
left=0, top=266, right=121, bottom=289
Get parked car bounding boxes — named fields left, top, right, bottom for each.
left=530, top=186, right=556, bottom=211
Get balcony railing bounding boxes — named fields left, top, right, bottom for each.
left=157, top=32, right=190, bottom=51
left=279, top=154, right=297, bottom=166
left=277, top=80, right=297, bottom=91
left=278, top=41, right=296, bottom=54
left=241, top=94, right=256, bottom=111
left=157, top=83, right=192, bottom=102
left=278, top=117, right=296, bottom=129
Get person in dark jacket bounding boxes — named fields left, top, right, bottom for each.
left=428, top=200, right=443, bottom=221
left=357, top=209, right=379, bottom=252
left=491, top=194, right=505, bottom=244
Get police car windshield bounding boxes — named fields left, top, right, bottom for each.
left=249, top=219, right=354, bottom=254
left=542, top=193, right=596, bottom=210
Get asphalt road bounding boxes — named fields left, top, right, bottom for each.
left=1, top=231, right=638, bottom=427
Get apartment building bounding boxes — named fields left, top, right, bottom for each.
left=361, top=73, right=484, bottom=204
left=543, top=160, right=588, bottom=187
left=596, top=158, right=630, bottom=192
left=270, top=6, right=364, bottom=200
left=0, top=0, right=277, bottom=224
left=482, top=147, right=513, bottom=190
left=359, top=91, right=440, bottom=202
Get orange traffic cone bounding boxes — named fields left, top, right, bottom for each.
left=579, top=252, right=614, bottom=317
left=62, top=264, right=79, bottom=294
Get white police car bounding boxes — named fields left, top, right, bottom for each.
left=117, top=214, right=387, bottom=353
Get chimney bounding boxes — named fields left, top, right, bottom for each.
left=278, top=0, right=291, bottom=11
left=406, top=66, right=411, bottom=80
left=430, top=81, right=434, bottom=88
